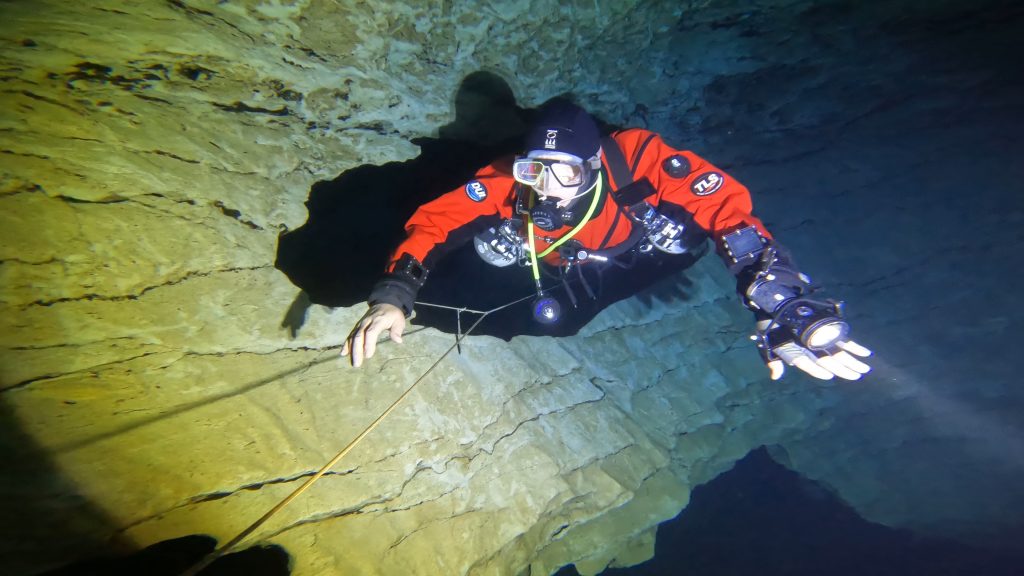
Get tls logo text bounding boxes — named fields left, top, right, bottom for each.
left=691, top=172, right=724, bottom=196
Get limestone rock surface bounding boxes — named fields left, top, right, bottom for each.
left=2, top=1, right=1023, bottom=575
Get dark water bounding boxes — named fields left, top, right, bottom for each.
left=557, top=448, right=1024, bottom=576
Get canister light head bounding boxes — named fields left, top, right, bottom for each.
left=532, top=294, right=562, bottom=324
left=774, top=299, right=850, bottom=351
left=801, top=318, right=849, bottom=350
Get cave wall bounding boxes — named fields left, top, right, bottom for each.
left=2, top=0, right=1022, bottom=575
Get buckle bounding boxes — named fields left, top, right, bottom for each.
left=392, top=253, right=428, bottom=287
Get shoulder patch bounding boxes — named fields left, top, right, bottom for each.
left=691, top=171, right=724, bottom=196
left=465, top=180, right=488, bottom=202
left=662, top=155, right=691, bottom=178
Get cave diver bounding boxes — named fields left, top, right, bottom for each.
left=341, top=99, right=872, bottom=381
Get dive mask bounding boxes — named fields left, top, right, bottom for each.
left=512, top=153, right=587, bottom=188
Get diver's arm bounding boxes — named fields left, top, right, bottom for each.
left=621, top=131, right=871, bottom=381
left=718, top=229, right=872, bottom=381
left=342, top=165, right=510, bottom=367
left=370, top=164, right=512, bottom=316
left=341, top=251, right=428, bottom=367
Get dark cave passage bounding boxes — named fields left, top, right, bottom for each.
left=560, top=448, right=1024, bottom=576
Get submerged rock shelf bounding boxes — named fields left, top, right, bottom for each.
left=2, top=1, right=1022, bottom=575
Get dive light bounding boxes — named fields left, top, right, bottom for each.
left=532, top=293, right=562, bottom=324
left=776, top=298, right=849, bottom=351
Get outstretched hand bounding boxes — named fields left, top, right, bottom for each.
left=765, top=339, right=872, bottom=381
left=341, top=303, right=406, bottom=367
left=756, top=320, right=872, bottom=381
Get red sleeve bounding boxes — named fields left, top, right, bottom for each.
left=386, top=162, right=516, bottom=271
left=612, top=129, right=772, bottom=240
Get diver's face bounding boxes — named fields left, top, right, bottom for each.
left=528, top=152, right=586, bottom=206
left=534, top=173, right=582, bottom=206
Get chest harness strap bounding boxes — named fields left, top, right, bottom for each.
left=580, top=133, right=659, bottom=261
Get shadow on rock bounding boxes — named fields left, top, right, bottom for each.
left=38, top=535, right=290, bottom=576
left=0, top=398, right=126, bottom=576
left=275, top=71, right=529, bottom=312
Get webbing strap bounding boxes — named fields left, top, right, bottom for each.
left=597, top=133, right=658, bottom=251
left=601, top=135, right=634, bottom=189
left=600, top=132, right=657, bottom=190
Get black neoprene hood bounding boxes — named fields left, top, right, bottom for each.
left=523, top=100, right=601, bottom=160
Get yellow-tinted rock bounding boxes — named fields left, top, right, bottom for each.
left=0, top=1, right=867, bottom=575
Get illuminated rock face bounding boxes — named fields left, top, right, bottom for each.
left=2, top=1, right=1023, bottom=575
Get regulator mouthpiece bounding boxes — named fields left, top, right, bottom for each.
left=532, top=294, right=562, bottom=324
left=530, top=200, right=561, bottom=231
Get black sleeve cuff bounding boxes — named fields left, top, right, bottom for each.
left=368, top=275, right=419, bottom=317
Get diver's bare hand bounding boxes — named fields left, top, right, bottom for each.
left=341, top=303, right=406, bottom=367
